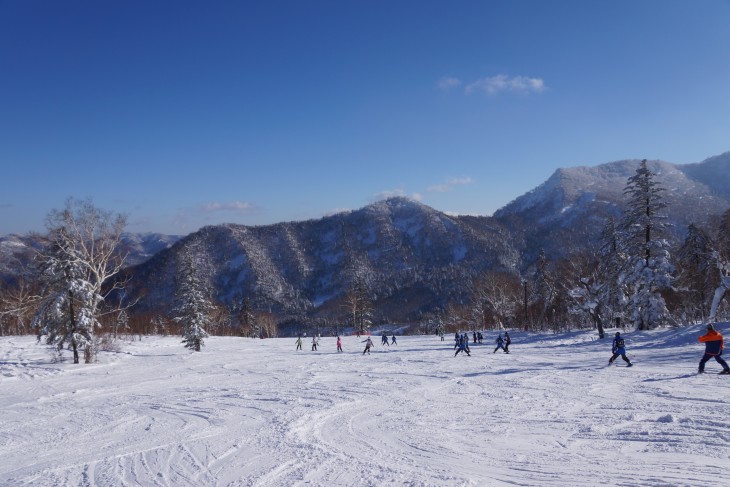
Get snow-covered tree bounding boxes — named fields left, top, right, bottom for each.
left=620, top=160, right=674, bottom=329
left=470, top=270, right=519, bottom=329
left=32, top=199, right=129, bottom=363
left=173, top=245, right=211, bottom=352
left=344, top=256, right=374, bottom=335
left=531, top=249, right=557, bottom=329
left=675, top=224, right=716, bottom=322
left=0, top=279, right=40, bottom=336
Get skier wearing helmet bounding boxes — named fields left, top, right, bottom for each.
left=608, top=332, right=633, bottom=367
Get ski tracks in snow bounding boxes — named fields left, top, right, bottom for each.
left=2, top=332, right=730, bottom=486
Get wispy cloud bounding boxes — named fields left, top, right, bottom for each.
left=371, top=189, right=423, bottom=202
left=427, top=177, right=474, bottom=193
left=200, top=201, right=260, bottom=214
left=465, top=74, right=546, bottom=95
left=0, top=203, right=14, bottom=209
left=322, top=207, right=353, bottom=217
left=437, top=76, right=462, bottom=91
left=171, top=201, right=262, bottom=232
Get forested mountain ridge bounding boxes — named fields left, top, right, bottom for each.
left=123, top=197, right=519, bottom=323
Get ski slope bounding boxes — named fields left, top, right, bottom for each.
left=1, top=325, right=729, bottom=486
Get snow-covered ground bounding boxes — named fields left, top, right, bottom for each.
left=2, top=325, right=730, bottom=486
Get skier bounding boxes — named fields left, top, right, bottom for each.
left=608, top=332, right=633, bottom=367
left=295, top=336, right=303, bottom=351
left=391, top=334, right=397, bottom=345
left=477, top=332, right=483, bottom=344
left=440, top=331, right=445, bottom=342
left=504, top=332, right=511, bottom=354
left=455, top=335, right=471, bottom=357
left=473, top=331, right=478, bottom=344
left=337, top=335, right=343, bottom=353
left=698, top=324, right=730, bottom=374
left=462, top=333, right=471, bottom=353
left=493, top=334, right=505, bottom=353
left=311, top=335, right=319, bottom=351
left=362, top=336, right=374, bottom=355
left=381, top=333, right=389, bottom=346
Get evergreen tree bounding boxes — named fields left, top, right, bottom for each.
left=173, top=246, right=211, bottom=352
left=621, top=160, right=674, bottom=329
left=676, top=224, right=715, bottom=322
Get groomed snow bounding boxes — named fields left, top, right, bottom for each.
left=2, top=325, right=730, bottom=486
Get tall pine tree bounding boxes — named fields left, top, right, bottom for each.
left=621, top=160, right=674, bottom=329
left=173, top=244, right=211, bottom=352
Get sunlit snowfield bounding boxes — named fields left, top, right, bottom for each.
left=2, top=325, right=730, bottom=486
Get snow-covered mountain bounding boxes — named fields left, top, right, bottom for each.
left=119, top=233, right=182, bottom=266
left=124, top=197, right=518, bottom=322
left=494, top=152, right=730, bottom=261
left=0, top=232, right=180, bottom=284
left=0, top=234, right=40, bottom=284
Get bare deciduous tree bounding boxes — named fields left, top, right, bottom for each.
left=32, top=198, right=129, bottom=363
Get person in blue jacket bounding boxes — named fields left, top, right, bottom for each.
left=493, top=334, right=505, bottom=353
left=455, top=335, right=471, bottom=357
left=609, top=332, right=633, bottom=366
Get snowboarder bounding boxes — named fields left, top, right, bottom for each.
left=504, top=332, right=511, bottom=353
left=609, top=332, right=632, bottom=367
left=455, top=335, right=471, bottom=357
left=337, top=336, right=343, bottom=352
left=295, top=336, right=303, bottom=351
left=311, top=335, right=319, bottom=351
left=493, top=334, right=505, bottom=353
left=698, top=324, right=730, bottom=374
left=362, top=337, right=374, bottom=355
left=391, top=334, right=397, bottom=345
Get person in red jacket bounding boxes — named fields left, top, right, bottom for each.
left=698, top=324, right=730, bottom=374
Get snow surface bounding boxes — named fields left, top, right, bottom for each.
left=2, top=325, right=730, bottom=486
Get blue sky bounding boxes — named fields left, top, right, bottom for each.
left=1, top=0, right=729, bottom=235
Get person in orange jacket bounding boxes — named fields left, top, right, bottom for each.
left=698, top=324, right=730, bottom=374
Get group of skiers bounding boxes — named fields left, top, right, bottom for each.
left=451, top=331, right=512, bottom=357
left=295, top=333, right=397, bottom=355
left=295, top=324, right=730, bottom=374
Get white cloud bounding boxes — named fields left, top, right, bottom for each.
left=437, top=76, right=462, bottom=91
left=200, top=201, right=259, bottom=214
left=427, top=177, right=474, bottom=193
left=465, top=74, right=546, bottom=95
left=371, top=190, right=423, bottom=202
